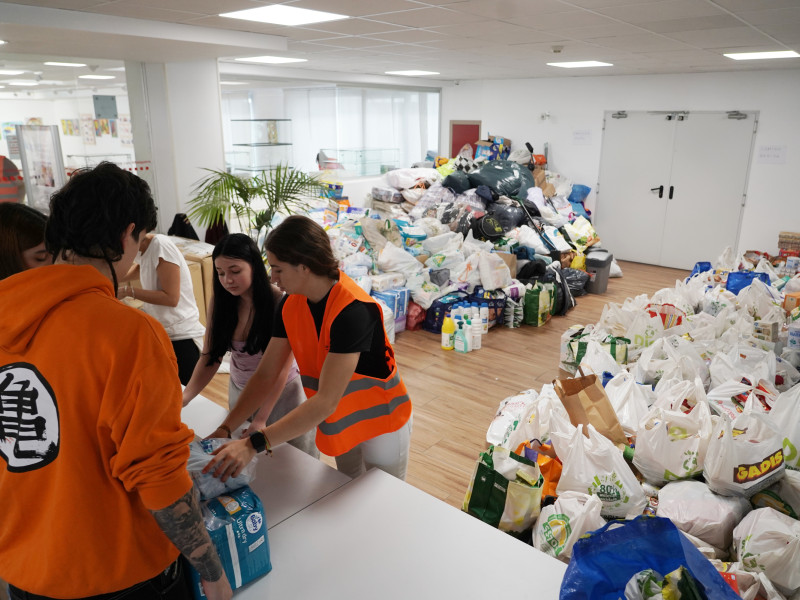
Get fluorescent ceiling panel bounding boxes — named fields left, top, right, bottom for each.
left=220, top=5, right=348, bottom=26
left=0, top=70, right=26, bottom=75
left=547, top=61, right=613, bottom=68
left=78, top=75, right=115, bottom=79
left=723, top=50, right=800, bottom=60
left=235, top=56, right=308, bottom=64
left=44, top=61, right=86, bottom=67
left=385, top=70, right=440, bottom=76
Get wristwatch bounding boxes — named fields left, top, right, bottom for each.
left=249, top=430, right=268, bottom=454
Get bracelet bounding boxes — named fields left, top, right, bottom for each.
left=217, top=424, right=231, bottom=438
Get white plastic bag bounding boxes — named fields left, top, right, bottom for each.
left=733, top=507, right=800, bottom=594
left=707, top=378, right=778, bottom=420
left=506, top=385, right=570, bottom=450
left=634, top=338, right=683, bottom=386
left=486, top=390, right=539, bottom=447
left=478, top=251, right=512, bottom=291
left=556, top=424, right=647, bottom=519
left=421, top=231, right=462, bottom=255
left=633, top=401, right=715, bottom=485
left=769, top=382, right=800, bottom=471
left=657, top=480, right=751, bottom=554
left=533, top=491, right=606, bottom=562
left=577, top=340, right=624, bottom=378
left=377, top=241, right=423, bottom=278
left=704, top=397, right=786, bottom=497
left=751, top=468, right=800, bottom=520
left=604, top=371, right=653, bottom=436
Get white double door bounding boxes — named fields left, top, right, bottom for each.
left=594, top=111, right=757, bottom=270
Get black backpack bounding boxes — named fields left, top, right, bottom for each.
left=472, top=214, right=505, bottom=241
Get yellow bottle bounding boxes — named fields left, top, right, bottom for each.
left=441, top=315, right=456, bottom=350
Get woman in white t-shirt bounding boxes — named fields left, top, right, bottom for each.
left=119, top=232, right=205, bottom=384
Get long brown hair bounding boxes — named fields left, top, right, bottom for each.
left=0, top=203, right=47, bottom=280
left=265, top=215, right=338, bottom=279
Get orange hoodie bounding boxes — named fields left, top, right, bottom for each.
left=0, top=265, right=194, bottom=598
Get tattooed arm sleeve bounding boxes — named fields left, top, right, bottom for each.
left=150, top=486, right=225, bottom=582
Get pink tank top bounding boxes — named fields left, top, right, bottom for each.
left=230, top=340, right=299, bottom=390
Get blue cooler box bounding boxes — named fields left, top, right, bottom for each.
left=190, top=485, right=271, bottom=598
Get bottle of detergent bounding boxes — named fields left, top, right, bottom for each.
left=441, top=314, right=456, bottom=351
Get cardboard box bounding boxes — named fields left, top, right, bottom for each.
left=186, top=260, right=206, bottom=325
left=190, top=486, right=271, bottom=598
left=474, top=141, right=499, bottom=160
left=495, top=251, right=518, bottom=276
left=169, top=236, right=215, bottom=322
left=785, top=292, right=800, bottom=313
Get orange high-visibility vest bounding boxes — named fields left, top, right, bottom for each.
left=283, top=271, right=411, bottom=457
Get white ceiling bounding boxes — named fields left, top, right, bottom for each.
left=1, top=0, right=799, bottom=91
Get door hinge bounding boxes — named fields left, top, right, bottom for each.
left=727, top=111, right=748, bottom=120
left=611, top=111, right=627, bottom=119
left=742, top=193, right=747, bottom=207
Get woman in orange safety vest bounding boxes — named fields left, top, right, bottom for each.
left=204, top=215, right=412, bottom=480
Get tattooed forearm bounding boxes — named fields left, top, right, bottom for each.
left=151, top=487, right=225, bottom=582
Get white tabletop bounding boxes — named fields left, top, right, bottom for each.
left=237, top=469, right=567, bottom=599
left=181, top=395, right=350, bottom=529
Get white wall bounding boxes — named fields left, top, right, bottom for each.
left=440, top=70, right=800, bottom=255
left=0, top=91, right=133, bottom=170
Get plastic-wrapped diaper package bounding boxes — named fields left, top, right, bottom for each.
left=187, top=438, right=256, bottom=500
left=656, top=480, right=751, bottom=555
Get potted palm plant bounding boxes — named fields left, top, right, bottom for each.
left=187, top=164, right=320, bottom=249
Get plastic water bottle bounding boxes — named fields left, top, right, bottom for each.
left=480, top=302, right=489, bottom=334
left=468, top=318, right=481, bottom=350
left=470, top=302, right=480, bottom=324
left=441, top=315, right=455, bottom=351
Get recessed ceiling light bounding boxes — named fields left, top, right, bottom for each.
left=0, top=40, right=6, bottom=45
left=0, top=69, right=25, bottom=76
left=547, top=61, right=613, bottom=68
left=44, top=61, right=87, bottom=67
left=220, top=81, right=248, bottom=85
left=8, top=81, right=39, bottom=86
left=220, top=5, right=348, bottom=26
left=385, top=70, right=440, bottom=76
left=235, top=56, right=308, bottom=64
left=78, top=75, right=115, bottom=80
left=724, top=50, right=800, bottom=61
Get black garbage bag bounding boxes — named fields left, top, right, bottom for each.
left=442, top=170, right=472, bottom=194
left=489, top=203, right=526, bottom=231
left=562, top=268, right=590, bottom=297
left=467, top=160, right=536, bottom=199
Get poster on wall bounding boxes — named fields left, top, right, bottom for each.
left=118, top=115, right=133, bottom=146
left=110, top=119, right=118, bottom=138
left=15, top=124, right=66, bottom=214
left=60, top=119, right=80, bottom=136
left=80, top=114, right=96, bottom=146
left=2, top=122, right=24, bottom=159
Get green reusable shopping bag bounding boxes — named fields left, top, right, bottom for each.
left=463, top=446, right=543, bottom=537
left=523, top=282, right=554, bottom=327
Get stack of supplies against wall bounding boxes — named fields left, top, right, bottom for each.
left=468, top=245, right=800, bottom=600
left=313, top=138, right=623, bottom=347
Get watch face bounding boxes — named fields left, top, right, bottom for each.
left=249, top=431, right=267, bottom=453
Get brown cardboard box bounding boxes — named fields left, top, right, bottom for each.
left=533, top=167, right=546, bottom=188
left=495, top=251, right=518, bottom=276
left=168, top=236, right=214, bottom=325
left=785, top=292, right=800, bottom=313
left=186, top=260, right=206, bottom=325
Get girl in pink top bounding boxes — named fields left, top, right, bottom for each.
left=182, top=233, right=317, bottom=457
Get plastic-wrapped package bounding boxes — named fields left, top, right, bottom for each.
left=657, top=480, right=751, bottom=554
left=187, top=438, right=257, bottom=500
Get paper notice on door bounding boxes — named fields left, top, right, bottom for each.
left=757, top=144, right=787, bottom=164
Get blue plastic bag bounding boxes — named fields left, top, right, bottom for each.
left=567, top=184, right=592, bottom=220
left=559, top=516, right=739, bottom=600
left=725, top=270, right=770, bottom=295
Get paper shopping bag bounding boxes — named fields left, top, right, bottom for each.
left=553, top=369, right=628, bottom=446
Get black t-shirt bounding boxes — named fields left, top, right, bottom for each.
left=274, top=291, right=391, bottom=379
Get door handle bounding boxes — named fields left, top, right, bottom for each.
left=669, top=186, right=674, bottom=199
left=650, top=185, right=664, bottom=198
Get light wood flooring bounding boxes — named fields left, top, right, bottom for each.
left=200, top=260, right=688, bottom=509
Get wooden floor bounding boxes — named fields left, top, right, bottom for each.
left=200, top=260, right=688, bottom=509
